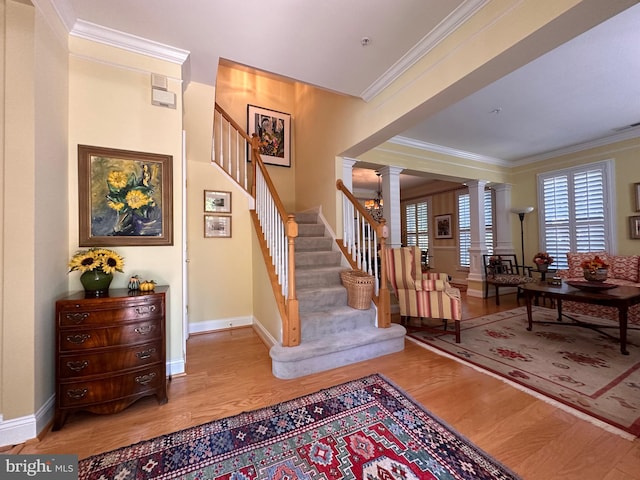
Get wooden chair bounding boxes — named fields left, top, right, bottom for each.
left=483, top=254, right=534, bottom=305
left=385, top=246, right=462, bottom=342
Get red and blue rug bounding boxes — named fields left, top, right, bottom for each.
left=78, top=374, right=520, bottom=479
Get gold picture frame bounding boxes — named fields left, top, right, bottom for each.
left=78, top=145, right=173, bottom=246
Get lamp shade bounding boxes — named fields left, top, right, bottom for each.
left=511, top=206, right=534, bottom=215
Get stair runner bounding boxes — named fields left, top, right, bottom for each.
left=269, top=212, right=406, bottom=379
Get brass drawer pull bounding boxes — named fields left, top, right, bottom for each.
left=135, top=372, right=156, bottom=385
left=66, top=333, right=91, bottom=344
left=134, top=325, right=155, bottom=335
left=65, top=313, right=89, bottom=323
left=136, top=348, right=156, bottom=360
left=66, top=388, right=88, bottom=399
left=66, top=360, right=89, bottom=372
left=135, top=305, right=157, bottom=316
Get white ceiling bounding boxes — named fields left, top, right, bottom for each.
left=40, top=0, right=640, bottom=191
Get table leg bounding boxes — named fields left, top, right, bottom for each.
left=556, top=298, right=563, bottom=322
left=619, top=306, right=629, bottom=355
left=526, top=292, right=533, bottom=331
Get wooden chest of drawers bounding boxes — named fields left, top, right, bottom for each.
left=53, top=287, right=168, bottom=430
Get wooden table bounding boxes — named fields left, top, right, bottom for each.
left=521, top=282, right=640, bottom=355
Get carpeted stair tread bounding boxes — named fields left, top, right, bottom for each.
left=295, top=236, right=333, bottom=251
left=297, top=223, right=326, bottom=237
left=270, top=324, right=406, bottom=363
left=295, top=250, right=342, bottom=267
left=300, top=307, right=375, bottom=339
left=297, top=285, right=348, bottom=312
left=296, top=266, right=345, bottom=289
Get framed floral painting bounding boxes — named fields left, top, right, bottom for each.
left=78, top=145, right=173, bottom=246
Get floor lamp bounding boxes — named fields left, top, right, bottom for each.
left=511, top=206, right=534, bottom=266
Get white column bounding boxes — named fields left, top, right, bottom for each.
left=467, top=180, right=488, bottom=297
left=378, top=166, right=403, bottom=248
left=493, top=183, right=516, bottom=256
left=341, top=157, right=357, bottom=191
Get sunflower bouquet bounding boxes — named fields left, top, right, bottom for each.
left=68, top=248, right=125, bottom=275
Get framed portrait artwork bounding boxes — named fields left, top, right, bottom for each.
left=635, top=183, right=640, bottom=212
left=204, top=215, right=231, bottom=238
left=247, top=104, right=291, bottom=167
left=78, top=145, right=173, bottom=246
left=204, top=190, right=231, bottom=213
left=435, top=214, right=453, bottom=239
left=630, top=216, right=640, bottom=239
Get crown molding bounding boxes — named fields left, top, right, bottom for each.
left=360, top=0, right=488, bottom=102
left=70, top=19, right=190, bottom=65
left=389, top=136, right=508, bottom=166
left=513, top=127, right=640, bottom=166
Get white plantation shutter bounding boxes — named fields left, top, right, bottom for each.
left=404, top=201, right=429, bottom=251
left=458, top=193, right=471, bottom=266
left=458, top=190, right=494, bottom=267
left=484, top=189, right=494, bottom=256
left=539, top=161, right=613, bottom=270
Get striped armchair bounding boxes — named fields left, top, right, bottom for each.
left=385, top=246, right=462, bottom=342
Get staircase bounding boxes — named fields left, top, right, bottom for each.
left=269, top=211, right=406, bottom=379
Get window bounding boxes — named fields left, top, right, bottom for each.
left=404, top=200, right=429, bottom=252
left=538, top=160, right=614, bottom=270
left=458, top=189, right=494, bottom=267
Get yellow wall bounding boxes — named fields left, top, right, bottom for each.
left=511, top=137, right=640, bottom=261
left=2, top=0, right=69, bottom=430
left=67, top=38, right=185, bottom=371
left=183, top=81, right=255, bottom=330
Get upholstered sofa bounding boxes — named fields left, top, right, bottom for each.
left=556, top=252, right=640, bottom=325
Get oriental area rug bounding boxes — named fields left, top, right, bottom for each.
left=407, top=306, right=640, bottom=438
left=78, top=374, right=520, bottom=480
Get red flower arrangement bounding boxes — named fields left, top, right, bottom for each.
left=580, top=255, right=609, bottom=271
left=532, top=252, right=554, bottom=265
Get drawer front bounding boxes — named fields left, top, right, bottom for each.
left=58, top=298, right=163, bottom=327
left=58, top=342, right=163, bottom=378
left=59, top=320, right=161, bottom=351
left=58, top=365, right=164, bottom=407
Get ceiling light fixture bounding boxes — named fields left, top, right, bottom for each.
left=361, top=37, right=371, bottom=46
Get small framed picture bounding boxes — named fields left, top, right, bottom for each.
left=435, top=214, right=453, bottom=239
left=630, top=215, right=640, bottom=239
left=635, top=183, right=640, bottom=212
left=204, top=190, right=231, bottom=213
left=205, top=215, right=231, bottom=238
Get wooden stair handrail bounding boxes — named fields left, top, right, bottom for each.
left=336, top=179, right=390, bottom=328
left=214, top=102, right=299, bottom=346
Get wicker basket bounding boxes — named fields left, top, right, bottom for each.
left=340, top=270, right=375, bottom=310
left=583, top=268, right=608, bottom=282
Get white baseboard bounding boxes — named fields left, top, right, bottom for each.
left=188, top=315, right=253, bottom=334
left=0, top=394, right=54, bottom=448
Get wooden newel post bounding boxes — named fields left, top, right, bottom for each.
left=377, top=220, right=391, bottom=328
left=283, top=214, right=300, bottom=346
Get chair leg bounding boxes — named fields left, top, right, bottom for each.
left=454, top=320, right=461, bottom=343
left=495, top=286, right=500, bottom=305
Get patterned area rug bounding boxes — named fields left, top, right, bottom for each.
left=79, top=374, right=520, bottom=479
left=407, top=306, right=640, bottom=437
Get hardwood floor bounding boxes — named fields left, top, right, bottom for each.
left=8, top=293, right=640, bottom=479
